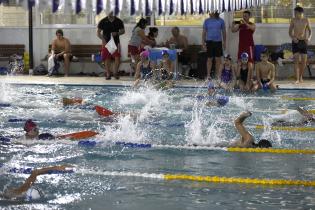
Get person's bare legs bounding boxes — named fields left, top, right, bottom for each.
left=105, top=58, right=111, bottom=79
left=207, top=57, right=213, bottom=79
left=215, top=57, right=222, bottom=79
left=234, top=111, right=252, bottom=139
left=63, top=53, right=70, bottom=77
left=293, top=53, right=300, bottom=84
left=299, top=54, right=307, bottom=83
left=113, top=56, right=120, bottom=79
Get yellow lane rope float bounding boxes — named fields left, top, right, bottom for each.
left=116, top=142, right=315, bottom=155
left=227, top=147, right=315, bottom=154
left=281, top=96, right=315, bottom=101
left=77, top=169, right=315, bottom=187
left=255, top=125, right=315, bottom=132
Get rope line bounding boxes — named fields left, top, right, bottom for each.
left=256, top=125, right=315, bottom=132
left=116, top=142, right=315, bottom=155
left=76, top=169, right=315, bottom=187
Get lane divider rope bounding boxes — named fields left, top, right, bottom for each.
left=256, top=125, right=315, bottom=132
left=115, top=142, right=315, bottom=155
left=76, top=169, right=315, bottom=187
left=281, top=96, right=315, bottom=101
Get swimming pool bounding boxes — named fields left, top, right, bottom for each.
left=1, top=83, right=315, bottom=209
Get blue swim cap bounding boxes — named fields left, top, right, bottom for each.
left=241, top=52, right=249, bottom=60
left=207, top=81, right=214, bottom=89
left=162, top=50, right=169, bottom=56
left=262, top=83, right=269, bottom=91
left=216, top=95, right=229, bottom=106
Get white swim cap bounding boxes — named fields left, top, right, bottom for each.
left=25, top=188, right=41, bottom=201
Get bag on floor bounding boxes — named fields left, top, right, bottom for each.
left=34, top=64, right=48, bottom=75
left=8, top=54, right=24, bottom=74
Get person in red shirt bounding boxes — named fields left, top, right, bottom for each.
left=232, top=10, right=256, bottom=66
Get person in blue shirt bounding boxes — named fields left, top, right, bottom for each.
left=202, top=11, right=226, bottom=79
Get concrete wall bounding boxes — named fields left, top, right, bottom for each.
left=0, top=23, right=314, bottom=75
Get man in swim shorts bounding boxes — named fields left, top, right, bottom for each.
left=1, top=165, right=70, bottom=201
left=24, top=119, right=54, bottom=140
left=270, top=107, right=314, bottom=126
left=289, top=6, right=312, bottom=84
left=229, top=111, right=272, bottom=148
left=253, top=50, right=277, bottom=92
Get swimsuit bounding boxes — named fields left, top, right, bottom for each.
left=240, top=67, right=248, bottom=84
left=221, top=67, right=233, bottom=83
left=140, top=62, right=152, bottom=80
left=261, top=79, right=270, bottom=86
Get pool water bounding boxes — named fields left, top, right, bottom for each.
left=0, top=83, right=315, bottom=209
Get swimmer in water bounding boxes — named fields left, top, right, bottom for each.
left=1, top=165, right=70, bottom=201
left=24, top=119, right=54, bottom=140
left=229, top=111, right=272, bottom=148
left=202, top=80, right=229, bottom=107
left=270, top=106, right=315, bottom=126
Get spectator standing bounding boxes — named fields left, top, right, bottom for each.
left=128, top=18, right=155, bottom=72
left=288, top=6, right=312, bottom=84
left=202, top=11, right=226, bottom=79
left=97, top=11, right=125, bottom=80
left=232, top=10, right=256, bottom=66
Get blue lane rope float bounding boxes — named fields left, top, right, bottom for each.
left=1, top=166, right=74, bottom=175
left=0, top=103, right=11, bottom=107
left=115, top=142, right=315, bottom=155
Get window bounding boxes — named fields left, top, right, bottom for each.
left=234, top=0, right=293, bottom=24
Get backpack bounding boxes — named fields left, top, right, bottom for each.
left=8, top=54, right=24, bottom=74
left=34, top=64, right=48, bottom=75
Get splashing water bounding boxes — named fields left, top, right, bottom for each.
left=101, top=114, right=147, bottom=143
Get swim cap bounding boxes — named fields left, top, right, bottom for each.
left=241, top=52, right=249, bottom=60
left=216, top=95, right=229, bottom=106
left=140, top=50, right=149, bottom=58
left=207, top=81, right=215, bottom=89
left=25, top=188, right=41, bottom=201
left=24, top=119, right=37, bottom=132
left=162, top=50, right=169, bottom=56
left=224, top=54, right=232, bottom=60
left=258, top=139, right=272, bottom=148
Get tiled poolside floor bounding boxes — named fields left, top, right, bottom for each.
left=0, top=75, right=314, bottom=89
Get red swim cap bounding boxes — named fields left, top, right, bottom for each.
left=24, top=119, right=37, bottom=132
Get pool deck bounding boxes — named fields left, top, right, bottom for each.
left=0, top=75, right=315, bottom=89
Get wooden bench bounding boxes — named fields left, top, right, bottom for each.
left=265, top=45, right=315, bottom=77
left=0, top=44, right=25, bottom=62
left=47, top=44, right=101, bottom=62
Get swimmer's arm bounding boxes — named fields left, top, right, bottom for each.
left=51, top=39, right=57, bottom=55
left=134, top=62, right=142, bottom=79
left=306, top=18, right=312, bottom=41
left=296, top=107, right=314, bottom=121
left=9, top=165, right=71, bottom=195
left=247, top=64, right=253, bottom=84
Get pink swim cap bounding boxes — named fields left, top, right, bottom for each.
left=140, top=50, right=149, bottom=58
left=24, top=119, right=37, bottom=132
